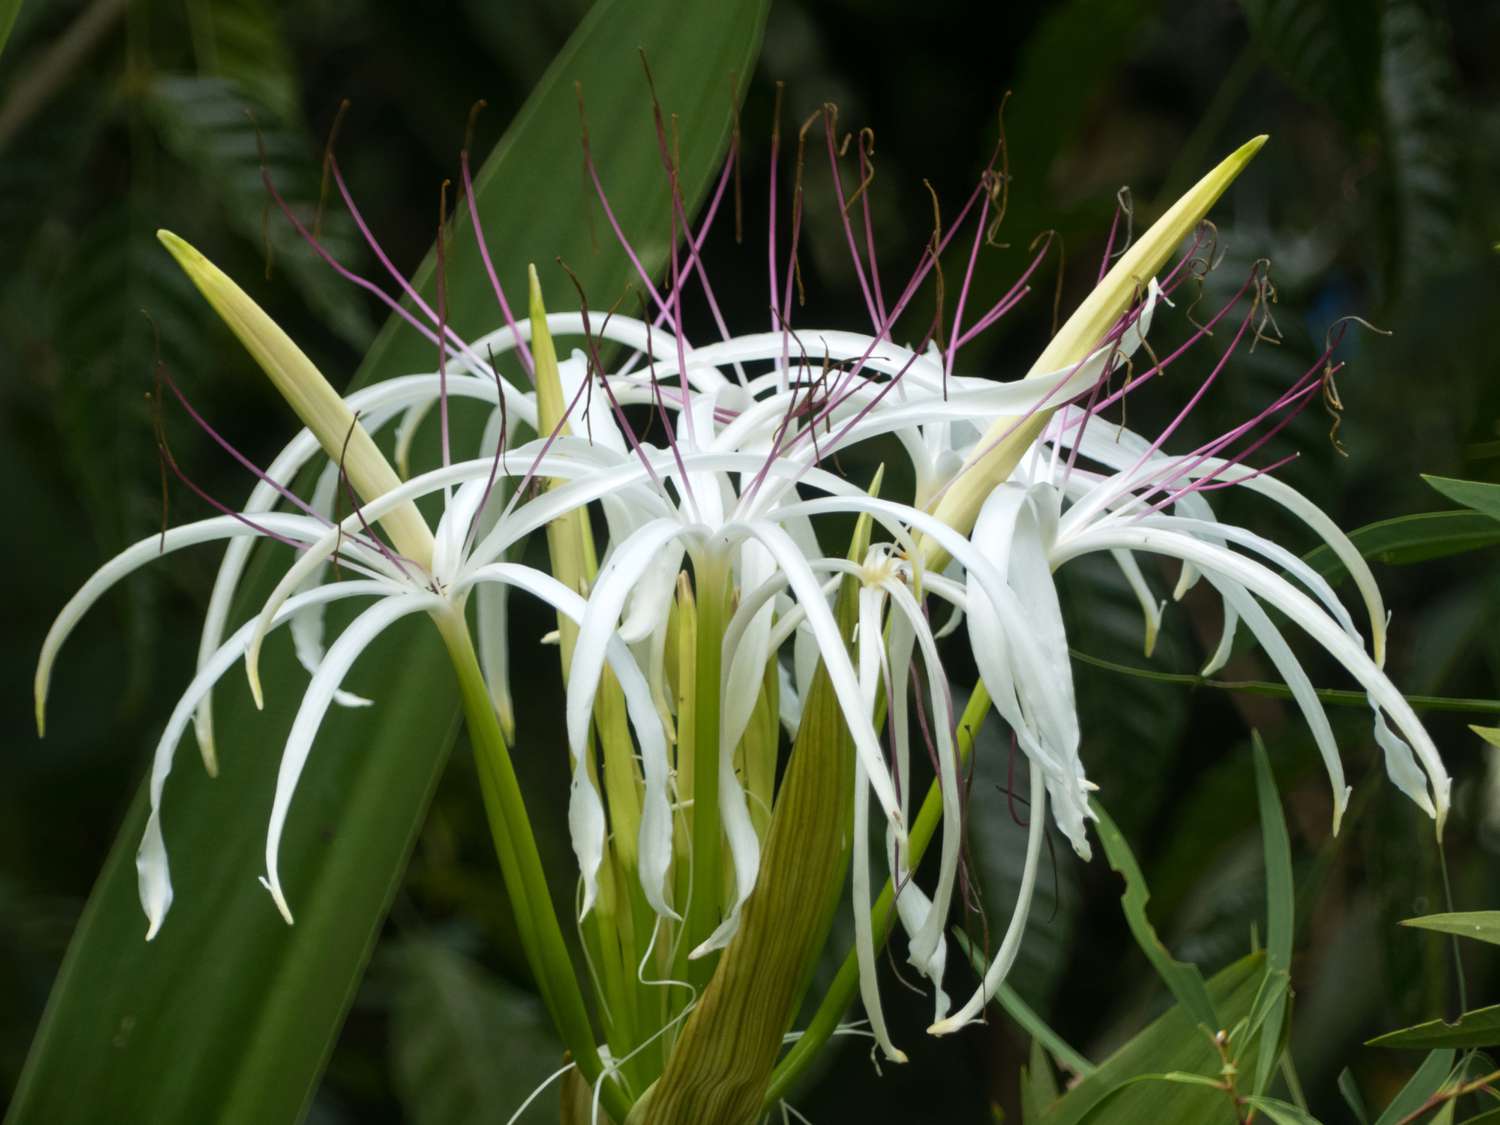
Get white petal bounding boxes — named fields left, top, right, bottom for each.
left=931, top=756, right=1047, bottom=1034
left=263, top=592, right=443, bottom=924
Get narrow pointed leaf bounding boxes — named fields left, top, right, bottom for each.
left=1249, top=734, right=1294, bottom=1096
left=1372, top=1049, right=1457, bottom=1125
left=1401, top=911, right=1500, bottom=947
left=1040, top=953, right=1266, bottom=1125
left=1092, top=800, right=1218, bottom=1031
left=1368, top=1006, right=1500, bottom=1050
left=1423, top=475, right=1500, bottom=524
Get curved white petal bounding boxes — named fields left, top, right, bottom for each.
left=262, top=592, right=443, bottom=924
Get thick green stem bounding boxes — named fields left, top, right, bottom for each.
left=434, top=609, right=631, bottom=1124
left=685, top=552, right=728, bottom=972
left=763, top=683, right=994, bottom=1107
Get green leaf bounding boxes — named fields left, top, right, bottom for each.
left=387, top=938, right=563, bottom=1125
left=0, top=0, right=20, bottom=58
left=1022, top=1036, right=1062, bottom=1123
left=1457, top=1108, right=1500, bottom=1124
left=1248, top=734, right=1294, bottom=1097
left=1373, top=1049, right=1457, bottom=1125
left=1091, top=800, right=1218, bottom=1031
left=1339, top=1067, right=1372, bottom=1124
left=1369, top=1006, right=1500, bottom=1050
left=1305, top=511, right=1500, bottom=578
left=1474, top=726, right=1500, bottom=749
left=1402, top=911, right=1500, bottom=947
left=1236, top=0, right=1380, bottom=128
left=1245, top=1095, right=1326, bottom=1125
left=4, top=3, right=768, bottom=1124
left=1424, top=476, right=1500, bottom=524
left=1040, top=952, right=1267, bottom=1125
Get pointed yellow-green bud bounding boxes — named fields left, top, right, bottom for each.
left=927, top=136, right=1268, bottom=547
left=528, top=263, right=571, bottom=440
left=157, top=231, right=434, bottom=570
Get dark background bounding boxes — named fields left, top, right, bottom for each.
left=2, top=0, right=1498, bottom=1120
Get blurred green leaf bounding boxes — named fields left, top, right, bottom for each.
left=1236, top=0, right=1380, bottom=127
left=1245, top=1095, right=1325, bottom=1125
left=1022, top=1036, right=1062, bottom=1123
left=184, top=0, right=300, bottom=123
left=1039, top=953, right=1266, bottom=1125
left=1424, top=476, right=1500, bottom=524
left=1375, top=0, right=1459, bottom=293
left=1092, top=800, right=1217, bottom=1031
left=1372, top=1049, right=1456, bottom=1125
left=1369, top=1006, right=1500, bottom=1050
left=1305, top=510, right=1500, bottom=578
left=1248, top=734, right=1293, bottom=1097
left=0, top=0, right=20, bottom=58
left=1473, top=726, right=1500, bottom=749
left=1339, top=1067, right=1372, bottom=1124
left=1401, top=911, right=1500, bottom=947
left=143, top=74, right=374, bottom=349
left=387, top=938, right=561, bottom=1125
left=1457, top=1108, right=1500, bottom=1124
left=3, top=1, right=768, bottom=1123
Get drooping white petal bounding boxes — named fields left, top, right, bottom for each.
left=742, top=521, right=906, bottom=839
left=262, top=592, right=443, bottom=924
left=852, top=751, right=908, bottom=1064
left=883, top=578, right=962, bottom=977
left=1110, top=548, right=1165, bottom=658
left=460, top=563, right=676, bottom=920
left=930, top=756, right=1047, bottom=1035
left=1059, top=524, right=1450, bottom=826
left=37, top=513, right=327, bottom=743
left=137, top=580, right=392, bottom=938
left=1203, top=574, right=1351, bottom=829
left=566, top=519, right=686, bottom=767
left=289, top=461, right=373, bottom=711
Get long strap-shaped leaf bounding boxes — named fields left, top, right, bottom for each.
left=7, top=2, right=767, bottom=1122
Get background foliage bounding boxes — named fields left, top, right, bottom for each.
left=1, top=0, right=1498, bottom=1121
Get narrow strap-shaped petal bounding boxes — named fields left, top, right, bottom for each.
left=1060, top=524, right=1450, bottom=827
left=37, top=513, right=327, bottom=741
left=1203, top=573, right=1352, bottom=830
left=852, top=750, right=908, bottom=1063
left=262, top=592, right=444, bottom=924
left=742, top=521, right=905, bottom=838
left=137, top=580, right=392, bottom=938
left=460, top=563, right=676, bottom=920
left=929, top=756, right=1047, bottom=1035
left=565, top=519, right=686, bottom=765
left=883, top=578, right=962, bottom=977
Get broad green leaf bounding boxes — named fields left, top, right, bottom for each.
left=1305, top=511, right=1500, bottom=580
left=1424, top=476, right=1500, bottom=524
left=1248, top=734, right=1294, bottom=1096
left=1402, top=911, right=1500, bottom=947
left=1472, top=725, right=1500, bottom=749
left=1369, top=1005, right=1500, bottom=1050
left=387, top=938, right=562, bottom=1125
left=1246, top=1095, right=1326, bottom=1125
left=4, top=3, right=768, bottom=1124
left=1091, top=800, right=1217, bottom=1031
left=1039, top=952, right=1266, bottom=1125
left=1373, top=1049, right=1457, bottom=1125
